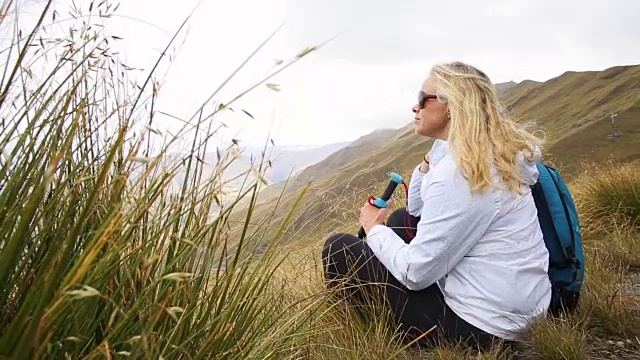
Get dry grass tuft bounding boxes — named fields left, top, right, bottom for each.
left=417, top=344, right=510, bottom=360
left=572, top=161, right=640, bottom=236
left=578, top=246, right=640, bottom=338
left=518, top=316, right=591, bottom=360
left=587, top=226, right=640, bottom=271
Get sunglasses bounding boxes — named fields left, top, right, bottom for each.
left=418, top=91, right=438, bottom=109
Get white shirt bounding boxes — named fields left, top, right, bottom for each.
left=367, top=140, right=552, bottom=341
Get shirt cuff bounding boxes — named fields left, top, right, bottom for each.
left=366, top=224, right=393, bottom=253
left=413, top=163, right=428, bottom=177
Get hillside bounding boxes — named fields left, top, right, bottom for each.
left=251, top=128, right=397, bottom=204
left=242, top=141, right=352, bottom=183
left=503, top=66, right=640, bottom=174
left=233, top=64, right=640, bottom=244
left=494, top=80, right=519, bottom=98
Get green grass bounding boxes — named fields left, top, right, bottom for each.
left=1, top=1, right=639, bottom=359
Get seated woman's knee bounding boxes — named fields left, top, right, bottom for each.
left=322, top=233, right=354, bottom=258
left=386, top=207, right=410, bottom=228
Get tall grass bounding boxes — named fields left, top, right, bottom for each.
left=572, top=161, right=640, bottom=236
left=0, top=1, right=331, bottom=358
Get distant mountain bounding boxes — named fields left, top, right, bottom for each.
left=251, top=128, right=397, bottom=204
left=495, top=81, right=518, bottom=98
left=245, top=141, right=353, bottom=183
left=168, top=140, right=350, bottom=195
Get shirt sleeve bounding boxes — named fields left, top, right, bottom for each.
left=406, top=165, right=427, bottom=216
left=366, top=165, right=499, bottom=291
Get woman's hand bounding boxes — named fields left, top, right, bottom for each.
left=359, top=199, right=392, bottom=235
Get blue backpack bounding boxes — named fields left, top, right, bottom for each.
left=530, top=162, right=585, bottom=315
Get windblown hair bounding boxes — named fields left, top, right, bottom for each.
left=430, top=61, right=543, bottom=193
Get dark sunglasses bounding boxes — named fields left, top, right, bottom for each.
left=418, top=91, right=438, bottom=109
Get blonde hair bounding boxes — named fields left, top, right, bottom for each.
left=430, top=61, right=543, bottom=193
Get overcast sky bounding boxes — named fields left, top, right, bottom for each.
left=11, top=0, right=640, bottom=148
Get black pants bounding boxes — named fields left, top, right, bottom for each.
left=321, top=207, right=500, bottom=350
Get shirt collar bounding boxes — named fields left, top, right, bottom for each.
left=428, top=139, right=451, bottom=167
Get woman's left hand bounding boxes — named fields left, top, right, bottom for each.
left=359, top=199, right=392, bottom=234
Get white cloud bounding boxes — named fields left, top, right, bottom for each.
left=5, top=0, right=640, bottom=147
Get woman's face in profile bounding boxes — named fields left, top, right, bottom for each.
left=412, top=75, right=449, bottom=140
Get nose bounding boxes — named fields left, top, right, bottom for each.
left=412, top=104, right=419, bottom=114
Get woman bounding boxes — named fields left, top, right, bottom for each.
left=322, top=61, right=552, bottom=350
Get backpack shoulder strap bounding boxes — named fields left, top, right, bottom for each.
left=534, top=162, right=581, bottom=266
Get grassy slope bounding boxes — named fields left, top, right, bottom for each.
left=236, top=64, right=640, bottom=244
left=504, top=65, right=640, bottom=177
